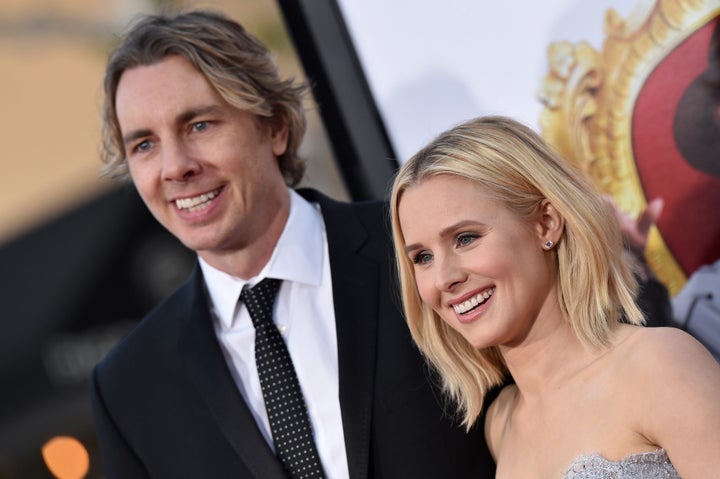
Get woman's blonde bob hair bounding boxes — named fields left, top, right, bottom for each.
left=390, top=116, right=643, bottom=430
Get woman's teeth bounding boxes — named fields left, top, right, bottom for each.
left=453, top=288, right=495, bottom=314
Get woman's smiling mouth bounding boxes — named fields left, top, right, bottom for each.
left=452, top=288, right=495, bottom=315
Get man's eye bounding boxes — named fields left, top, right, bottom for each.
left=135, top=140, right=152, bottom=153
left=412, top=252, right=433, bottom=265
left=192, top=121, right=208, bottom=132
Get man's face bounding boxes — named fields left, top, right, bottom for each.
left=115, top=55, right=290, bottom=273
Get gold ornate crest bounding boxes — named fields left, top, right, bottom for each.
left=538, top=0, right=720, bottom=296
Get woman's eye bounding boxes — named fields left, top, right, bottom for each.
left=412, top=252, right=433, bottom=265
left=456, top=233, right=478, bottom=247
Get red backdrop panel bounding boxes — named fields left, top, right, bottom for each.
left=632, top=17, right=720, bottom=276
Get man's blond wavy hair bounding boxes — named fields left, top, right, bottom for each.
left=100, top=9, right=308, bottom=186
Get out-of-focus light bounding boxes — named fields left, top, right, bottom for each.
left=41, top=436, right=89, bottom=479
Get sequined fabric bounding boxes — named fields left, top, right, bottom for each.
left=564, top=449, right=680, bottom=478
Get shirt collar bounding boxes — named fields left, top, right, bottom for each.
left=199, top=189, right=325, bottom=329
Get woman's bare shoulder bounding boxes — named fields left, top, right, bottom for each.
left=620, top=328, right=720, bottom=474
left=623, top=326, right=716, bottom=368
left=617, top=325, right=720, bottom=419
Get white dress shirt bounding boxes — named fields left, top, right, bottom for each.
left=199, top=190, right=349, bottom=479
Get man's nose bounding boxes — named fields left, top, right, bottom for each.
left=161, top=140, right=201, bottom=181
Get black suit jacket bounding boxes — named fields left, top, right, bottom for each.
left=90, top=189, right=495, bottom=478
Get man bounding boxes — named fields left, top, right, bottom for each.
left=90, top=10, right=493, bottom=479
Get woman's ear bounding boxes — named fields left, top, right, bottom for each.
left=535, top=199, right=564, bottom=248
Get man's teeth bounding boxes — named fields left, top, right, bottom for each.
left=453, top=288, right=495, bottom=314
left=175, top=190, right=219, bottom=212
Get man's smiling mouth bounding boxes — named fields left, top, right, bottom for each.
left=175, top=188, right=222, bottom=212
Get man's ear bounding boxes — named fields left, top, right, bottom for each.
left=269, top=115, right=289, bottom=157
left=535, top=199, right=564, bottom=246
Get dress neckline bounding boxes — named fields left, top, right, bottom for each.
left=564, top=449, right=678, bottom=478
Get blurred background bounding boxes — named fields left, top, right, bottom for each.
left=0, top=0, right=345, bottom=477
left=2, top=0, right=718, bottom=477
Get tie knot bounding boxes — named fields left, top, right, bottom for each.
left=240, top=278, right=281, bottom=327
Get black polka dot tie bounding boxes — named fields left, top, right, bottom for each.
left=240, top=278, right=326, bottom=479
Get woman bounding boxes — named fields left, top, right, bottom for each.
left=390, top=116, right=720, bottom=478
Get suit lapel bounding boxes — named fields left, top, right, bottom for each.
left=177, top=190, right=382, bottom=479
left=306, top=190, right=379, bottom=479
left=178, top=270, right=288, bottom=479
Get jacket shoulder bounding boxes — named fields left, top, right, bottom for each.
left=94, top=272, right=199, bottom=378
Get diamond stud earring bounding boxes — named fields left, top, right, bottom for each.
left=543, top=240, right=554, bottom=250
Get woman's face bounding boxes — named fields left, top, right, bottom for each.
left=398, top=174, right=560, bottom=349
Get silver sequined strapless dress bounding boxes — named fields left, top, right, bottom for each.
left=564, top=449, right=680, bottom=478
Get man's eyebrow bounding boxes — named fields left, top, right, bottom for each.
left=121, top=105, right=223, bottom=147
left=177, top=104, right=222, bottom=125
left=122, top=129, right=152, bottom=148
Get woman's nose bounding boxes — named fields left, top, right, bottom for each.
left=435, top=254, right=467, bottom=292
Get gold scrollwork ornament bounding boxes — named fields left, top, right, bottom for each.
left=538, top=0, right=720, bottom=296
